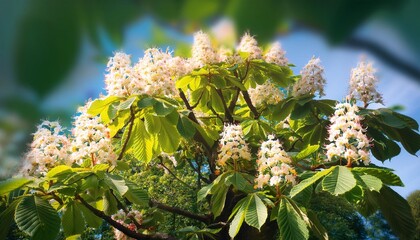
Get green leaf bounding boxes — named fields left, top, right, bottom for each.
left=87, top=96, right=120, bottom=116
left=353, top=172, right=383, bottom=192
left=322, top=166, right=356, bottom=195
left=176, top=75, right=195, bottom=90
left=245, top=194, right=268, bottom=231
left=144, top=113, right=161, bottom=134
left=0, top=178, right=32, bottom=196
left=197, top=183, right=213, bottom=202
left=229, top=201, right=246, bottom=239
left=77, top=202, right=102, bottom=228
left=307, top=210, right=328, bottom=240
left=226, top=172, right=252, bottom=193
left=103, top=190, right=118, bottom=215
left=124, top=181, right=149, bottom=206
left=158, top=118, right=181, bottom=153
left=46, top=165, right=72, bottom=179
left=117, top=96, right=137, bottom=110
left=295, top=145, right=319, bottom=160
left=0, top=199, right=21, bottom=240
left=104, top=173, right=129, bottom=196
left=128, top=119, right=155, bottom=163
left=209, top=87, right=225, bottom=113
left=154, top=101, right=176, bottom=116
left=177, top=115, right=196, bottom=139
left=352, top=167, right=403, bottom=186
left=272, top=99, right=295, bottom=122
left=370, top=186, right=416, bottom=240
left=210, top=173, right=231, bottom=218
left=290, top=168, right=333, bottom=198
left=62, top=201, right=85, bottom=237
left=109, top=109, right=131, bottom=138
left=15, top=196, right=60, bottom=240
left=277, top=198, right=309, bottom=240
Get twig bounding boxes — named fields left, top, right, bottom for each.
left=75, top=195, right=176, bottom=240
left=158, top=158, right=194, bottom=189
left=150, top=199, right=211, bottom=224
left=215, top=88, right=234, bottom=123
left=118, top=107, right=135, bottom=160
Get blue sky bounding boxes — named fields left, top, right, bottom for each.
left=43, top=17, right=420, bottom=197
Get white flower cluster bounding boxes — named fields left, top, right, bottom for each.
left=192, top=31, right=219, bottom=68
left=293, top=57, right=326, bottom=97
left=111, top=209, right=143, bottom=240
left=348, top=59, right=383, bottom=106
left=255, top=135, right=296, bottom=188
left=70, top=103, right=117, bottom=166
left=105, top=52, right=133, bottom=97
left=325, top=102, right=371, bottom=165
left=105, top=49, right=190, bottom=98
left=248, top=81, right=284, bottom=108
left=217, top=124, right=251, bottom=168
left=21, top=121, right=70, bottom=177
left=263, top=42, right=288, bottom=66
left=237, top=33, right=262, bottom=60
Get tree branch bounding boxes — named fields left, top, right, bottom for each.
left=228, top=88, right=241, bottom=113
left=346, top=37, right=420, bottom=83
left=75, top=195, right=176, bottom=240
left=215, top=88, right=234, bottom=123
left=241, top=90, right=259, bottom=119
left=150, top=199, right=211, bottom=224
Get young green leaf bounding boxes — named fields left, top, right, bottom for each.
left=322, top=166, right=356, bottom=196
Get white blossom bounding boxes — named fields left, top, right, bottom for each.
left=255, top=135, right=296, bottom=188
left=104, top=52, right=133, bottom=97
left=325, top=102, right=371, bottom=165
left=191, top=31, right=218, bottom=68
left=348, top=58, right=383, bottom=106
left=70, top=102, right=117, bottom=166
left=20, top=121, right=70, bottom=177
left=217, top=124, right=251, bottom=168
left=264, top=42, right=288, bottom=66
left=293, top=57, right=326, bottom=97
left=237, top=33, right=262, bottom=60
left=248, top=81, right=284, bottom=108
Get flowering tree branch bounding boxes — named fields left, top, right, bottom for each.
left=241, top=90, right=260, bottom=119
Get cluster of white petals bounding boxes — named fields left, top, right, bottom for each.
left=105, top=49, right=191, bottom=98
left=264, top=42, right=288, bottom=66
left=70, top=103, right=117, bottom=166
left=348, top=59, right=383, bottom=105
left=255, top=135, right=296, bottom=188
left=237, top=33, right=262, bottom=60
left=104, top=52, right=133, bottom=97
left=217, top=124, right=251, bottom=168
left=248, top=81, right=284, bottom=108
left=293, top=57, right=326, bottom=97
left=112, top=209, right=143, bottom=240
left=325, top=102, right=371, bottom=165
left=191, top=31, right=219, bottom=68
left=21, top=121, right=70, bottom=177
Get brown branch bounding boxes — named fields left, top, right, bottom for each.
left=75, top=195, right=176, bottom=240
left=118, top=107, right=135, bottom=160
left=241, top=90, right=259, bottom=119
left=150, top=199, right=211, bottom=224
left=178, top=89, right=212, bottom=152
left=215, top=88, right=234, bottom=123
left=228, top=88, right=241, bottom=113
left=208, top=104, right=224, bottom=123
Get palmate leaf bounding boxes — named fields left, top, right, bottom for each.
left=322, top=166, right=356, bottom=196
left=15, top=196, right=60, bottom=240
left=278, top=198, right=309, bottom=240
left=128, top=118, right=155, bottom=163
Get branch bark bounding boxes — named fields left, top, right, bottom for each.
left=75, top=195, right=176, bottom=240
left=241, top=90, right=260, bottom=119
left=150, top=199, right=211, bottom=224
